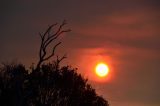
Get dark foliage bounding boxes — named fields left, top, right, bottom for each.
left=0, top=63, right=109, bottom=106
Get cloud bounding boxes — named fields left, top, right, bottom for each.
left=70, top=8, right=160, bottom=51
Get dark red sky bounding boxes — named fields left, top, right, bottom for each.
left=0, top=0, right=160, bottom=106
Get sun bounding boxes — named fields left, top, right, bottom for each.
left=95, top=63, right=109, bottom=77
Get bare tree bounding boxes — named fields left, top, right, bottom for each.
left=36, top=20, right=71, bottom=70
left=0, top=20, right=109, bottom=106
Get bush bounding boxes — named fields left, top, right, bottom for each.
left=0, top=63, right=109, bottom=106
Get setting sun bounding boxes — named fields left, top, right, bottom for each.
left=95, top=63, right=109, bottom=77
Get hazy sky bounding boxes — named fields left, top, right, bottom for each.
left=1, top=0, right=160, bottom=106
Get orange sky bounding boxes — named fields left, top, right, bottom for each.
left=1, top=0, right=160, bottom=106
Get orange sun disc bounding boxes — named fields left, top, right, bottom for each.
left=95, top=63, right=109, bottom=77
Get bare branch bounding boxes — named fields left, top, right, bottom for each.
left=36, top=21, right=70, bottom=70
left=43, top=42, right=61, bottom=61
left=57, top=54, right=67, bottom=63
left=53, top=20, right=67, bottom=37
left=43, top=23, right=57, bottom=37
left=55, top=54, right=67, bottom=69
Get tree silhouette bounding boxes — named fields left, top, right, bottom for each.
left=0, top=21, right=109, bottom=106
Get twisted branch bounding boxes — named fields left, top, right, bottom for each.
left=36, top=20, right=71, bottom=70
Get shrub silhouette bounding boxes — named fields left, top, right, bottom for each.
left=0, top=63, right=109, bottom=106
left=0, top=21, right=109, bottom=106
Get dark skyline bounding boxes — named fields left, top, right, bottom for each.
left=0, top=0, right=160, bottom=106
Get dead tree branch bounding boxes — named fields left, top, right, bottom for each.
left=36, top=20, right=71, bottom=70
left=54, top=54, right=67, bottom=70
